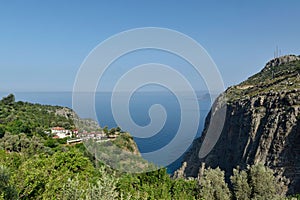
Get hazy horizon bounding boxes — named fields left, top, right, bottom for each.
left=1, top=1, right=300, bottom=92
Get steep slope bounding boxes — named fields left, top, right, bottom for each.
left=176, top=55, right=300, bottom=194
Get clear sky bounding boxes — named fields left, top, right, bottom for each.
left=0, top=0, right=300, bottom=92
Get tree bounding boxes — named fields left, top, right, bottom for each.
left=230, top=164, right=286, bottom=200
left=0, top=94, right=15, bottom=105
left=230, top=167, right=251, bottom=200
left=0, top=133, right=50, bottom=155
left=0, top=151, right=22, bottom=171
left=118, top=168, right=173, bottom=200
left=109, top=128, right=116, bottom=136
left=248, top=164, right=284, bottom=199
left=116, top=126, right=121, bottom=132
left=62, top=166, right=119, bottom=200
left=171, top=178, right=199, bottom=200
left=103, top=126, right=109, bottom=134
left=198, top=167, right=231, bottom=200
left=11, top=149, right=95, bottom=199
left=0, top=165, right=17, bottom=200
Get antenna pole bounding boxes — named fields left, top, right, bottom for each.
left=279, top=49, right=281, bottom=57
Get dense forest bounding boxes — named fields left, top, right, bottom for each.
left=0, top=94, right=298, bottom=200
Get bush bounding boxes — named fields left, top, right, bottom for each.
left=0, top=94, right=15, bottom=105
left=0, top=165, right=17, bottom=200
left=62, top=166, right=119, bottom=200
left=198, top=167, right=231, bottom=200
left=231, top=164, right=286, bottom=200
left=230, top=167, right=251, bottom=200
left=248, top=164, right=284, bottom=199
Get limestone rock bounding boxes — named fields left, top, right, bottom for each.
left=176, top=56, right=300, bottom=194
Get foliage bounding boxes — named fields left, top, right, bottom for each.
left=0, top=150, right=22, bottom=171
left=0, top=165, right=17, bottom=200
left=62, top=166, right=119, bottom=200
left=198, top=167, right=231, bottom=200
left=10, top=149, right=95, bottom=199
left=231, top=164, right=285, bottom=200
left=103, top=126, right=108, bottom=134
left=112, top=132, right=136, bottom=153
left=0, top=94, right=75, bottom=137
left=287, top=194, right=300, bottom=200
left=171, top=178, right=199, bottom=200
left=118, top=168, right=199, bottom=200
left=0, top=94, right=15, bottom=105
left=0, top=133, right=51, bottom=156
left=0, top=94, right=293, bottom=199
left=248, top=164, right=284, bottom=199
left=230, top=167, right=251, bottom=200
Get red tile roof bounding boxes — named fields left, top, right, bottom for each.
left=51, top=127, right=65, bottom=130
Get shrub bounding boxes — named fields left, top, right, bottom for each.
left=198, top=167, right=231, bottom=200
left=231, top=164, right=286, bottom=200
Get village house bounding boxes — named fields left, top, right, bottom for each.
left=67, top=130, right=106, bottom=145
left=51, top=127, right=72, bottom=139
left=78, top=130, right=106, bottom=140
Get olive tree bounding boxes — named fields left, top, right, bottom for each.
left=198, top=167, right=231, bottom=200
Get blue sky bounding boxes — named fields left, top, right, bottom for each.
left=0, top=0, right=300, bottom=92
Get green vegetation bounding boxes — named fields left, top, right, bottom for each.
left=118, top=169, right=199, bottom=200
left=112, top=132, right=136, bottom=153
left=198, top=167, right=231, bottom=200
left=0, top=94, right=291, bottom=199
left=0, top=94, right=75, bottom=138
left=0, top=131, right=288, bottom=200
left=0, top=165, right=17, bottom=200
left=288, top=194, right=300, bottom=200
left=231, top=164, right=285, bottom=200
left=226, top=60, right=300, bottom=102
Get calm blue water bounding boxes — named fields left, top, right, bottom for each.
left=0, top=91, right=212, bottom=173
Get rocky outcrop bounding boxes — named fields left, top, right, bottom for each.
left=177, top=56, right=300, bottom=194
left=55, top=107, right=77, bottom=119
left=265, top=55, right=300, bottom=70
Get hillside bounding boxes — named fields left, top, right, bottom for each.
left=0, top=94, right=76, bottom=137
left=0, top=94, right=141, bottom=153
left=176, top=55, right=300, bottom=194
left=0, top=94, right=202, bottom=200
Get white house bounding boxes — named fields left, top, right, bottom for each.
left=51, top=127, right=72, bottom=139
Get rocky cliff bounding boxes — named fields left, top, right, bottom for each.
left=176, top=55, right=300, bottom=194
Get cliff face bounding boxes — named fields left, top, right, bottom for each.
left=177, top=55, right=300, bottom=194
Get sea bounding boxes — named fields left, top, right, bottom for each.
left=0, top=91, right=214, bottom=173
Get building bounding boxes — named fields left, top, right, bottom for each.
left=51, top=127, right=72, bottom=139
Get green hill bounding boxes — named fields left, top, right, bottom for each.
left=0, top=94, right=75, bottom=138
